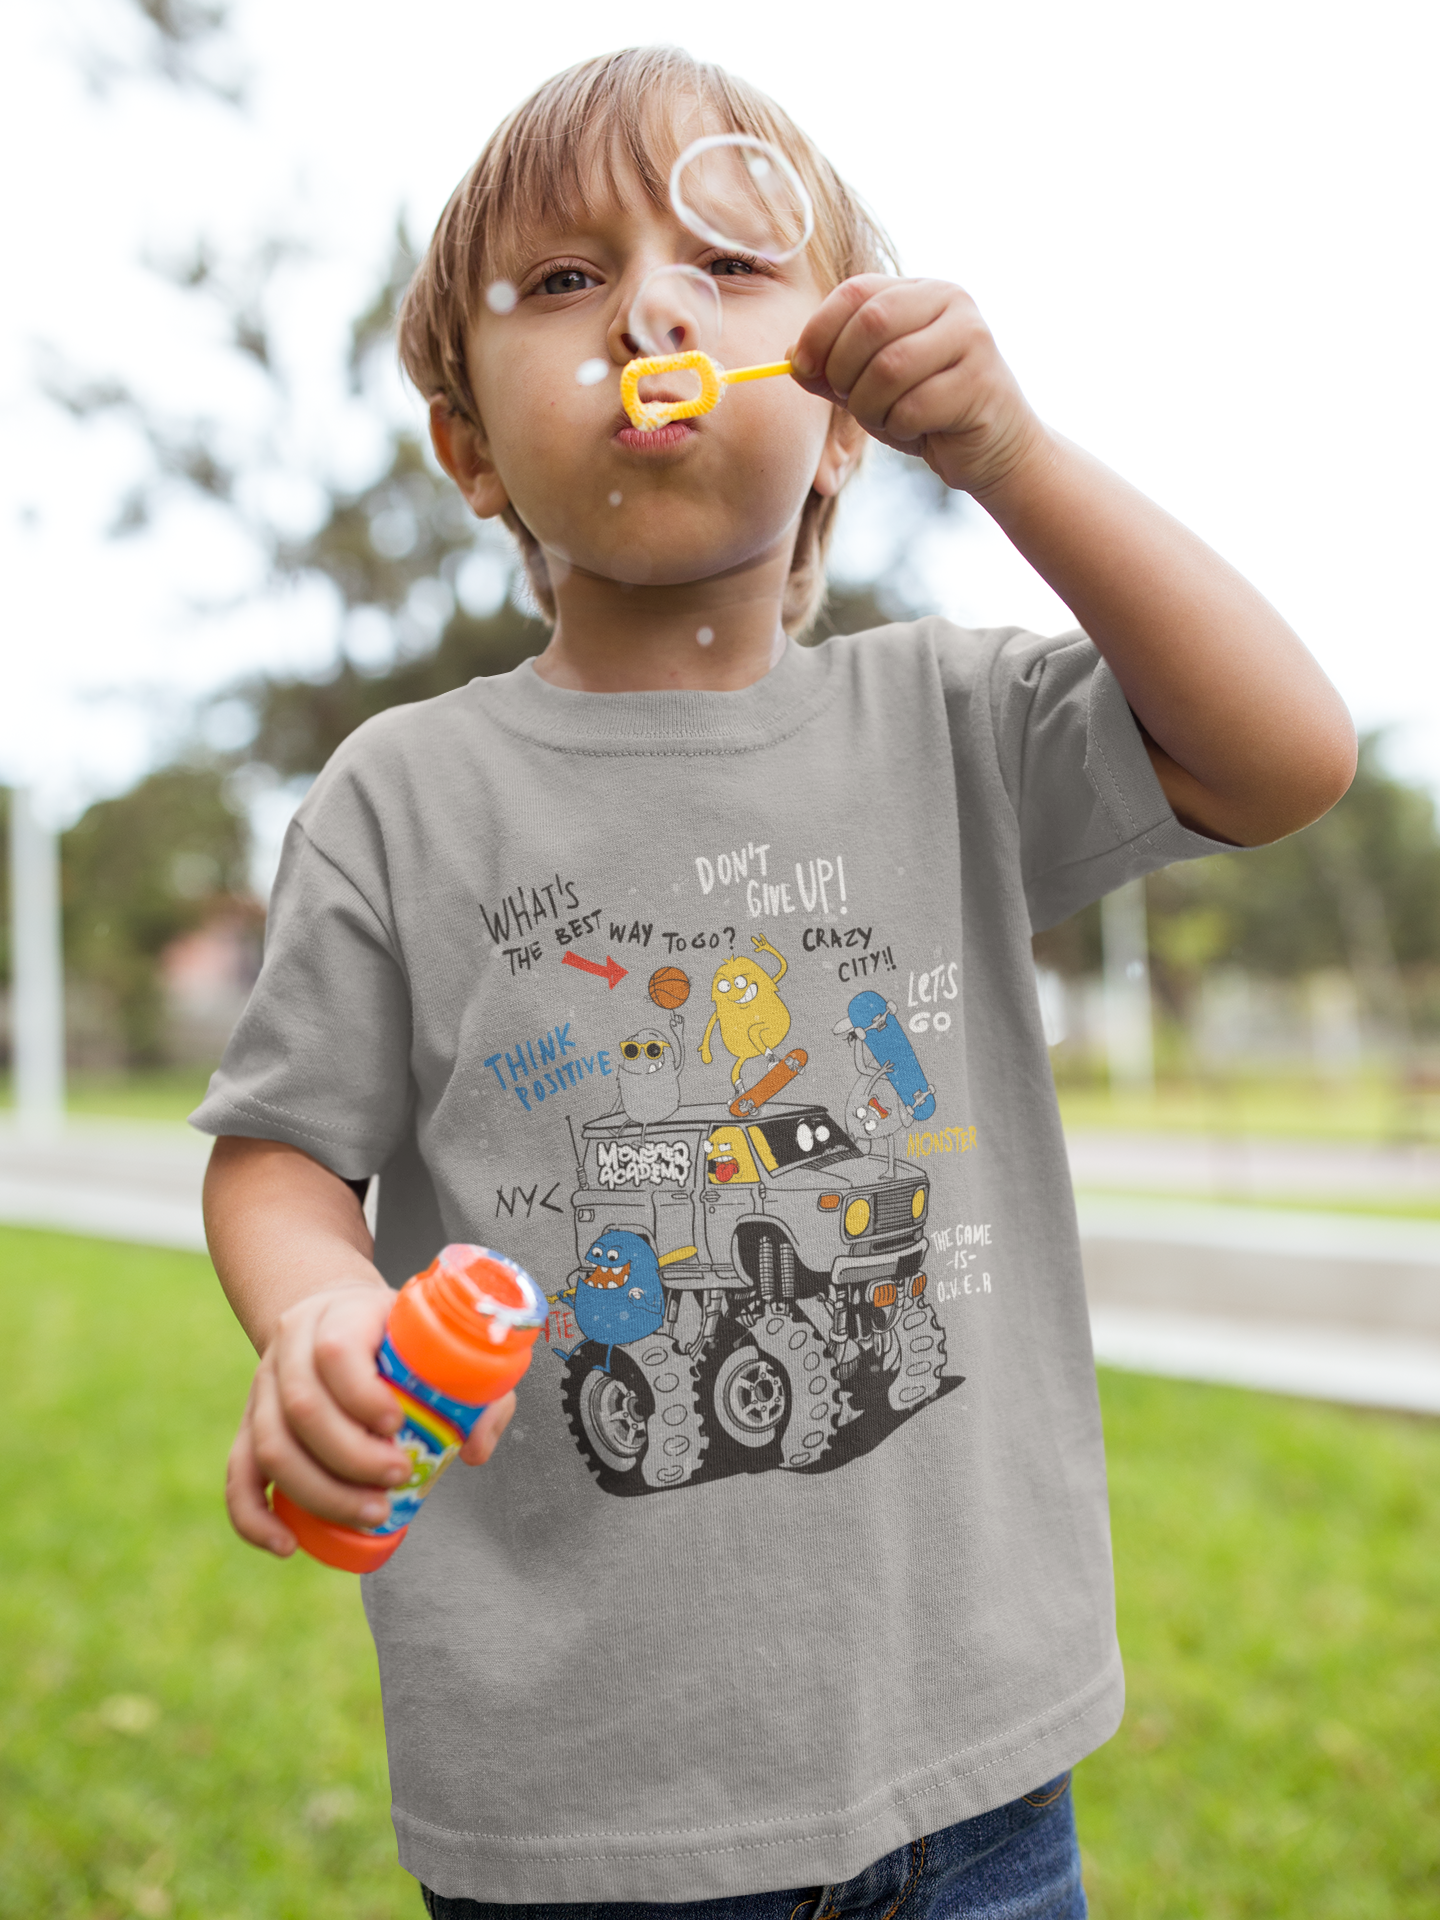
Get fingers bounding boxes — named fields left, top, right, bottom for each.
left=826, top=281, right=961, bottom=411
left=789, top=275, right=1016, bottom=465
left=225, top=1394, right=296, bottom=1556
left=249, top=1356, right=402, bottom=1527
left=790, top=274, right=894, bottom=388
left=308, top=1288, right=402, bottom=1432
left=228, top=1284, right=519, bottom=1556
left=460, top=1390, right=516, bottom=1465
left=271, top=1291, right=409, bottom=1486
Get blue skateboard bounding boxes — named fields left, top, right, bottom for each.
left=836, top=990, right=935, bottom=1123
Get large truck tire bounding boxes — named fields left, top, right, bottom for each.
left=886, top=1296, right=948, bottom=1414
left=562, top=1337, right=710, bottom=1494
left=749, top=1308, right=845, bottom=1470
left=703, top=1336, right=789, bottom=1469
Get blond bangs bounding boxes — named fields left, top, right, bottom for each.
left=398, top=48, right=895, bottom=635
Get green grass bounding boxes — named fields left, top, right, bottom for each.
left=3, top=1228, right=1438, bottom=1916
left=1057, top=1077, right=1440, bottom=1145
left=0, top=1228, right=413, bottom=1920
left=0, top=1070, right=216, bottom=1126
left=1081, top=1372, right=1440, bottom=1917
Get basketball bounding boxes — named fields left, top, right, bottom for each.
left=648, top=966, right=691, bottom=1010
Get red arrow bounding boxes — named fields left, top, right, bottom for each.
left=562, top=951, right=628, bottom=989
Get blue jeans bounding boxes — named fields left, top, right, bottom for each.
left=420, top=1773, right=1085, bottom=1920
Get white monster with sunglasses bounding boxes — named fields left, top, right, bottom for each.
left=609, top=1012, right=686, bottom=1136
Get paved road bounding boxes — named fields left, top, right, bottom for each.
left=1075, top=1195, right=1440, bottom=1414
left=1067, top=1127, right=1440, bottom=1201
left=0, top=1119, right=210, bottom=1251
left=2, top=1119, right=1437, bottom=1414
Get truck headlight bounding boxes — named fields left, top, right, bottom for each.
left=844, top=1197, right=871, bottom=1239
left=911, top=1186, right=926, bottom=1221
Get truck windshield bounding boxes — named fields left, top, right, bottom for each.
left=748, top=1112, right=860, bottom=1172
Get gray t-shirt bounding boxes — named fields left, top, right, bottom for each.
left=193, top=621, right=1223, bottom=1903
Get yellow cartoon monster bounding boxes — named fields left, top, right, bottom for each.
left=700, top=935, right=792, bottom=1088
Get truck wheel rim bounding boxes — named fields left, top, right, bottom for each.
left=715, top=1347, right=787, bottom=1446
left=579, top=1370, right=649, bottom=1469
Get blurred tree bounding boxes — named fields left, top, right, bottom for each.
left=61, top=768, right=250, bottom=1064
left=1038, top=735, right=1440, bottom=1037
left=76, top=0, right=243, bottom=102
left=1149, top=735, right=1439, bottom=967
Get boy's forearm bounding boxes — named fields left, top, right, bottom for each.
left=204, top=1135, right=390, bottom=1355
left=973, top=431, right=1357, bottom=846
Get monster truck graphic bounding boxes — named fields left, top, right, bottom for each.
left=554, top=1099, right=956, bottom=1496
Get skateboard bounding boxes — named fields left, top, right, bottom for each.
left=729, top=1047, right=808, bottom=1119
left=843, top=991, right=936, bottom=1123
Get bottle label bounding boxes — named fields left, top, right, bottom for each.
left=370, top=1334, right=487, bottom=1536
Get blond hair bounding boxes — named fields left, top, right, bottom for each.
left=397, top=47, right=895, bottom=635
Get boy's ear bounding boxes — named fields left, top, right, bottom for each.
left=428, top=396, right=510, bottom=520
left=810, top=407, right=865, bottom=500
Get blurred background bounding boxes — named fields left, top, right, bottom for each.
left=3, top=3, right=1438, bottom=1917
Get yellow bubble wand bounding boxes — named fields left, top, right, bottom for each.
left=620, top=351, right=792, bottom=432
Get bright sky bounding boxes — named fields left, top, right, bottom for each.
left=3, top=0, right=1437, bottom=821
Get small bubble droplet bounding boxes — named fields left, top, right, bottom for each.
left=485, top=280, right=518, bottom=315
left=696, top=626, right=715, bottom=646
left=575, top=358, right=609, bottom=386
left=608, top=491, right=623, bottom=507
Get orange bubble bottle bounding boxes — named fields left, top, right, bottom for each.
left=272, top=1244, right=547, bottom=1574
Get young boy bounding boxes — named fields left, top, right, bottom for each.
left=195, top=46, right=1355, bottom=1920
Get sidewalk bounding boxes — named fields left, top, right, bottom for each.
left=1066, top=1126, right=1440, bottom=1203
left=2, top=1119, right=1437, bottom=1415
left=1076, top=1195, right=1440, bottom=1414
left=0, top=1118, right=210, bottom=1252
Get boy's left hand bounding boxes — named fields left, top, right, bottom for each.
left=790, top=276, right=1045, bottom=500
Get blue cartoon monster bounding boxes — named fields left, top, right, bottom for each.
left=558, top=1229, right=666, bottom=1374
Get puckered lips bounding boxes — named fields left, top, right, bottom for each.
left=613, top=387, right=705, bottom=453
left=585, top=1260, right=632, bottom=1291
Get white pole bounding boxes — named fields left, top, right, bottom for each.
left=9, top=787, right=66, bottom=1132
left=1101, top=876, right=1154, bottom=1094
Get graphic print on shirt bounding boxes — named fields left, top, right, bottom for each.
left=833, top=989, right=937, bottom=1179
left=698, top=936, right=795, bottom=1089
left=543, top=928, right=967, bottom=1497
left=607, top=1011, right=687, bottom=1136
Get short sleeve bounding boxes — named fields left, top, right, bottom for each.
left=188, top=818, right=412, bottom=1181
left=980, top=626, right=1233, bottom=930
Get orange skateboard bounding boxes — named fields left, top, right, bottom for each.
left=729, top=1048, right=808, bottom=1119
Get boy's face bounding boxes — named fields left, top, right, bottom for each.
left=447, top=145, right=850, bottom=598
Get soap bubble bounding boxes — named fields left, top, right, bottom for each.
left=608, top=491, right=623, bottom=506
left=485, top=280, right=518, bottom=315
left=670, top=135, right=814, bottom=264
left=575, top=357, right=610, bottom=386
left=696, top=626, right=715, bottom=646
left=628, top=264, right=722, bottom=360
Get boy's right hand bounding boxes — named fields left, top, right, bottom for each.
left=227, top=1283, right=408, bottom=1556
left=226, top=1285, right=523, bottom=1557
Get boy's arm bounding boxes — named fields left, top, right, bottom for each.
left=206, top=1136, right=514, bottom=1557
left=793, top=280, right=1357, bottom=847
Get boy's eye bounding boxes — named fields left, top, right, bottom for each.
left=539, top=267, right=599, bottom=296
left=708, top=256, right=756, bottom=278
